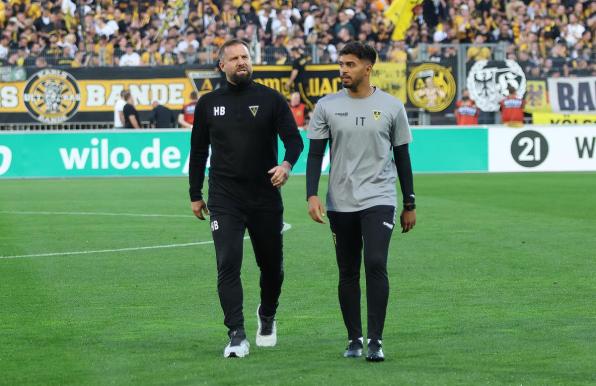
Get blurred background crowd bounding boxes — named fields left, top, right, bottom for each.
left=0, top=0, right=594, bottom=77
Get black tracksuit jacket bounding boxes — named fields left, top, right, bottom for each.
left=189, top=80, right=304, bottom=209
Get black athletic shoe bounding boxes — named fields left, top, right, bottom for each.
left=366, top=339, right=385, bottom=362
left=224, top=328, right=250, bottom=358
left=343, top=337, right=364, bottom=358
left=256, top=305, right=277, bottom=346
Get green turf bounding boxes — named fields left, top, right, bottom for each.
left=1, top=173, right=595, bottom=385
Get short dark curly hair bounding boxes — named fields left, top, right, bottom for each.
left=338, top=42, right=377, bottom=65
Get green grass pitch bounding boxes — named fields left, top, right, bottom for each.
left=1, top=173, right=595, bottom=385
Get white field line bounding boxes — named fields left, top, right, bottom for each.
left=0, top=240, right=219, bottom=260
left=0, top=211, right=190, bottom=218
left=0, top=223, right=292, bottom=260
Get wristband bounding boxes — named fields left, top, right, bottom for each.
left=403, top=202, right=416, bottom=211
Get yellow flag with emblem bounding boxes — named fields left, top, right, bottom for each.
left=385, top=0, right=423, bottom=41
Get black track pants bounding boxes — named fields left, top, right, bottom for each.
left=327, top=205, right=395, bottom=341
left=208, top=199, right=284, bottom=333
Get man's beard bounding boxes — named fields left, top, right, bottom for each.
left=230, top=70, right=252, bottom=86
left=342, top=77, right=361, bottom=91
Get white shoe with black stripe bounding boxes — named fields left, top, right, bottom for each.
left=223, top=329, right=250, bottom=358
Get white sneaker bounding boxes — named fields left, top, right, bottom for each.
left=366, top=339, right=385, bottom=362
left=223, top=330, right=250, bottom=358
left=344, top=337, right=364, bottom=358
left=255, top=305, right=277, bottom=347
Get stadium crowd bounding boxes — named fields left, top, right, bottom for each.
left=0, top=0, right=594, bottom=77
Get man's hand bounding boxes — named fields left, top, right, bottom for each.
left=400, top=209, right=416, bottom=233
left=191, top=200, right=209, bottom=220
left=268, top=161, right=292, bottom=188
left=307, top=195, right=326, bottom=224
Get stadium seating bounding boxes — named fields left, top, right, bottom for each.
left=0, top=0, right=593, bottom=72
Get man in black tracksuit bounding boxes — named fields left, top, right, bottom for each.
left=189, top=39, right=303, bottom=358
left=285, top=47, right=314, bottom=111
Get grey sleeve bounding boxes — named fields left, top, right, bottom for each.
left=391, top=104, right=412, bottom=146
left=307, top=101, right=329, bottom=139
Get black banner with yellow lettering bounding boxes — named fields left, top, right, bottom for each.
left=0, top=63, right=414, bottom=125
left=0, top=66, right=202, bottom=124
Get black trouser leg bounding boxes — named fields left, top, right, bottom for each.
left=328, top=211, right=363, bottom=340
left=209, top=208, right=246, bottom=332
left=361, top=206, right=395, bottom=341
left=246, top=209, right=284, bottom=317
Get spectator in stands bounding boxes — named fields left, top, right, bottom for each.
left=114, top=90, right=128, bottom=129
left=442, top=46, right=457, bottom=60
left=288, top=91, right=308, bottom=130
left=95, top=16, right=119, bottom=39
left=119, top=44, right=141, bottom=66
left=285, top=46, right=313, bottom=110
left=123, top=93, right=141, bottom=129
left=179, top=44, right=199, bottom=65
left=550, top=43, right=570, bottom=72
left=573, top=58, right=593, bottom=76
left=263, top=34, right=289, bottom=64
left=562, top=14, right=586, bottom=46
left=467, top=35, right=491, bottom=61
left=336, top=27, right=353, bottom=46
left=160, top=39, right=178, bottom=65
left=423, top=0, right=448, bottom=29
left=113, top=37, right=128, bottom=61
left=333, top=10, right=356, bottom=38
left=61, top=33, right=78, bottom=55
left=492, top=23, right=514, bottom=43
left=301, top=4, right=316, bottom=36
left=387, top=40, right=408, bottom=63
left=176, top=30, right=200, bottom=55
left=528, top=66, right=541, bottom=79
left=178, top=91, right=198, bottom=129
left=202, top=5, right=217, bottom=29
left=517, top=50, right=534, bottom=74
left=421, top=45, right=439, bottom=62
left=541, top=58, right=555, bottom=78
left=57, top=46, right=74, bottom=66
left=432, top=23, right=448, bottom=43
left=25, top=43, right=41, bottom=66
left=272, top=12, right=292, bottom=41
left=197, top=34, right=218, bottom=63
left=150, top=101, right=176, bottom=128
left=239, top=1, right=260, bottom=27
left=0, top=36, right=9, bottom=62
left=95, top=35, right=114, bottom=66
left=142, top=41, right=163, bottom=66
left=34, top=56, right=48, bottom=68
left=455, top=89, right=479, bottom=126
left=71, top=51, right=84, bottom=67
left=33, top=6, right=54, bottom=35
left=46, top=33, right=62, bottom=65
left=500, top=85, right=524, bottom=126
